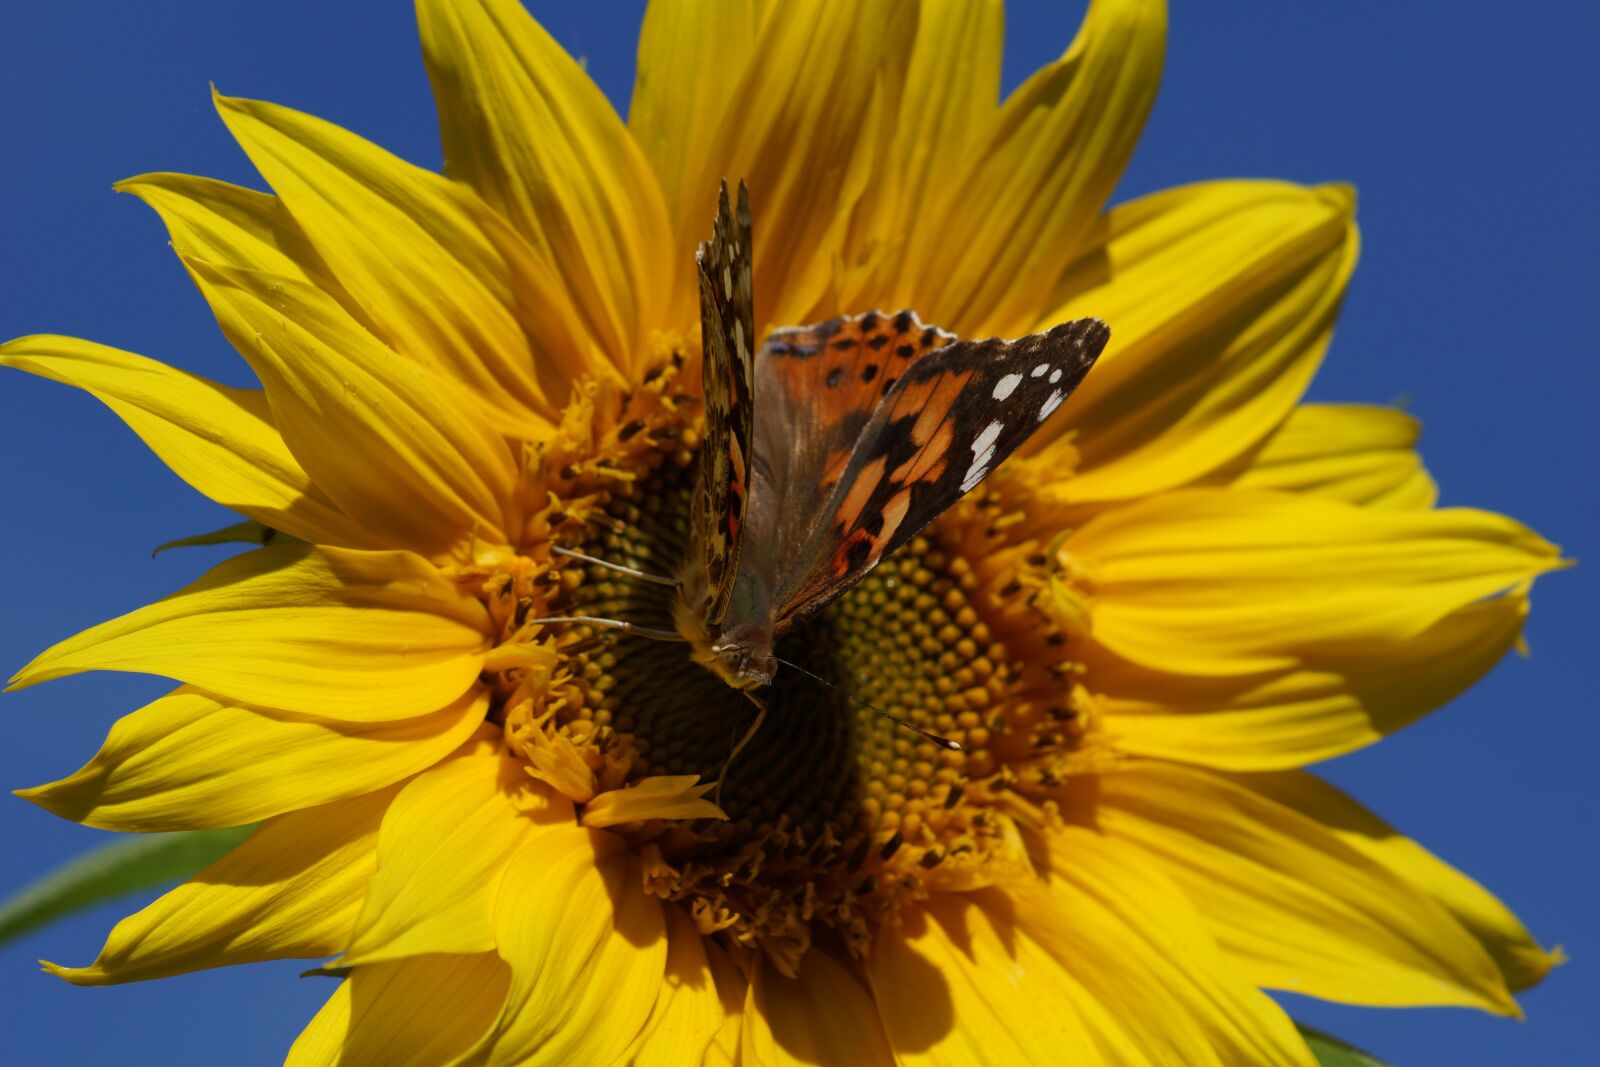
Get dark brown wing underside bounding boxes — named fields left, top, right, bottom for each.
left=687, top=180, right=755, bottom=625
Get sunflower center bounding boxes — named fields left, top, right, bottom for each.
left=471, top=359, right=1088, bottom=973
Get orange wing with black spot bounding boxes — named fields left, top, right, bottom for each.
left=731, top=310, right=954, bottom=623
left=685, top=179, right=755, bottom=625
left=758, top=309, right=956, bottom=501
left=762, top=317, right=1110, bottom=630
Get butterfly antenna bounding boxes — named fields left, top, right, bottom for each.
left=550, top=545, right=681, bottom=588
left=775, top=657, right=961, bottom=751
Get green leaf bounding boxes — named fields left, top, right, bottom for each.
left=0, top=826, right=255, bottom=947
left=1298, top=1023, right=1393, bottom=1067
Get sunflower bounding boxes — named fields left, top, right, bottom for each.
left=2, top=0, right=1564, bottom=1063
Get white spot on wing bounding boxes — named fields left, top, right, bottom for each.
left=962, top=420, right=1004, bottom=492
left=722, top=263, right=732, bottom=294
left=1048, top=368, right=1063, bottom=383
left=1038, top=389, right=1066, bottom=422
left=992, top=373, right=1023, bottom=400
left=1031, top=363, right=1049, bottom=377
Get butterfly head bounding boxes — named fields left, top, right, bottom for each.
left=708, top=641, right=776, bottom=690
left=673, top=590, right=776, bottom=690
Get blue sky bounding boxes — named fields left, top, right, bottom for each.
left=1, top=1, right=1594, bottom=1062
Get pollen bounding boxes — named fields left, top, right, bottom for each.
left=461, top=356, right=1099, bottom=974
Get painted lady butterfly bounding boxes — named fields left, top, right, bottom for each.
left=676, top=181, right=1109, bottom=699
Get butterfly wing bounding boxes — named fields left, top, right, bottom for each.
left=739, top=310, right=957, bottom=582
left=768, top=317, right=1109, bottom=630
left=686, top=179, right=756, bottom=624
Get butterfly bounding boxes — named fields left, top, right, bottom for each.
left=673, top=180, right=1109, bottom=696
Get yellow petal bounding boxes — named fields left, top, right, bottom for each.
left=126, top=169, right=594, bottom=454
left=458, top=830, right=667, bottom=1066
left=213, top=92, right=558, bottom=432
left=341, top=754, right=570, bottom=966
left=895, top=0, right=1166, bottom=337
left=1030, top=181, right=1356, bottom=505
left=9, top=543, right=489, bottom=721
left=153, top=519, right=277, bottom=555
left=842, top=0, right=1004, bottom=310
left=629, top=0, right=762, bottom=277
left=123, top=169, right=601, bottom=398
left=0, top=334, right=365, bottom=548
left=1222, top=403, right=1437, bottom=509
left=44, top=784, right=395, bottom=985
left=1085, top=761, right=1520, bottom=1013
left=19, top=685, right=488, bottom=832
left=869, top=891, right=1110, bottom=1064
left=417, top=0, right=673, bottom=372
left=1097, top=595, right=1530, bottom=770
left=701, top=938, right=750, bottom=1067
left=875, top=876, right=1312, bottom=1066
left=185, top=256, right=516, bottom=553
left=1062, top=488, right=1561, bottom=675
left=1247, top=770, right=1562, bottom=993
left=288, top=952, right=509, bottom=1067
left=581, top=775, right=727, bottom=827
left=617, top=905, right=728, bottom=1067
left=1024, top=829, right=1316, bottom=1065
left=744, top=949, right=895, bottom=1067
left=117, top=171, right=337, bottom=287
left=692, top=0, right=905, bottom=328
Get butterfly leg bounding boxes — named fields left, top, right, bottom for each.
left=525, top=615, right=686, bottom=642
left=550, top=545, right=680, bottom=588
left=713, top=689, right=768, bottom=805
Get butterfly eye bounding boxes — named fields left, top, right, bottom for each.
left=712, top=643, right=748, bottom=677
